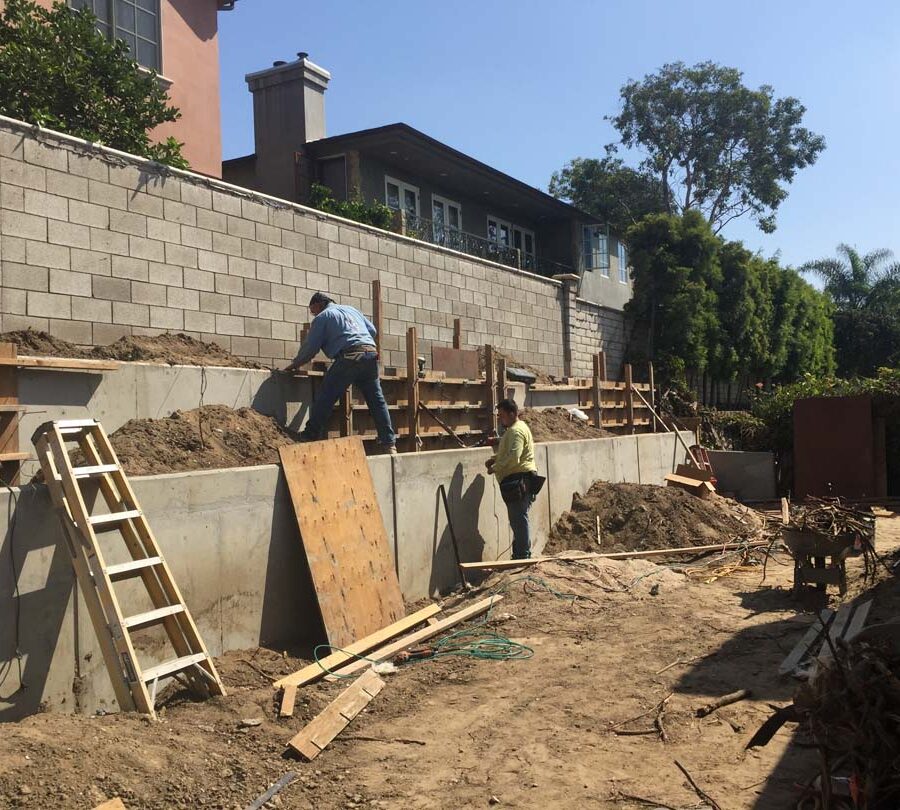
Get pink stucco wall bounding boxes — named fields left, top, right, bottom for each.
left=2, top=0, right=224, bottom=177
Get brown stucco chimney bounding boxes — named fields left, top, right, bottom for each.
left=244, top=53, right=330, bottom=200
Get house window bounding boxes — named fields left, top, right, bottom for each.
left=385, top=176, right=419, bottom=220
left=582, top=224, right=609, bottom=275
left=618, top=241, right=628, bottom=283
left=432, top=195, right=462, bottom=247
left=488, top=216, right=536, bottom=265
left=69, top=0, right=161, bottom=71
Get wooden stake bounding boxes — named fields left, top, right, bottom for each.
left=496, top=357, right=507, bottom=404
left=340, top=390, right=352, bottom=437
left=597, top=350, right=607, bottom=382
left=624, top=363, right=635, bottom=434
left=648, top=361, right=657, bottom=433
left=406, top=327, right=419, bottom=452
left=485, top=345, right=498, bottom=433
left=372, top=280, right=383, bottom=355
left=453, top=318, right=462, bottom=349
left=0, top=341, right=21, bottom=485
left=591, top=353, right=602, bottom=429
left=279, top=684, right=298, bottom=718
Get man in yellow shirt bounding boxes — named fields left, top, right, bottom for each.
left=486, top=399, right=541, bottom=559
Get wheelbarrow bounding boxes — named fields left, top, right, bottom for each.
left=782, top=526, right=872, bottom=596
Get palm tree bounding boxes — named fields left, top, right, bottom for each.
left=800, top=244, right=900, bottom=310
left=801, top=244, right=900, bottom=376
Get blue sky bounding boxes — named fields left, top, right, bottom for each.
left=219, top=0, right=900, bottom=270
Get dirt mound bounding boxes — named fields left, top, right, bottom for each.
left=99, top=405, right=295, bottom=476
left=89, top=333, right=264, bottom=368
left=521, top=407, right=611, bottom=442
left=545, top=481, right=763, bottom=555
left=477, top=347, right=555, bottom=384
left=0, top=328, right=88, bottom=358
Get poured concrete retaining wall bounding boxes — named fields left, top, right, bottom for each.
left=0, top=431, right=689, bottom=720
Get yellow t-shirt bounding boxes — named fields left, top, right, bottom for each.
left=491, top=419, right=537, bottom=482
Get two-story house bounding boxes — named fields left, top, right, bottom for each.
left=2, top=0, right=238, bottom=176
left=222, top=54, right=632, bottom=311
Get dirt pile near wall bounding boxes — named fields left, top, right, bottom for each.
left=521, top=408, right=611, bottom=442
left=545, top=481, right=764, bottom=555
left=89, top=333, right=265, bottom=368
left=0, top=328, right=89, bottom=358
left=0, top=328, right=264, bottom=368
left=99, top=405, right=296, bottom=476
left=477, top=347, right=555, bottom=384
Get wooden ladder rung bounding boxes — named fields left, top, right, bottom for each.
left=106, top=556, right=163, bottom=582
left=88, top=509, right=142, bottom=530
left=142, top=652, right=208, bottom=683
left=122, top=604, right=185, bottom=630
left=73, top=464, right=119, bottom=479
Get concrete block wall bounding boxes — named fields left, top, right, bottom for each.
left=573, top=298, right=628, bottom=378
left=0, top=117, right=628, bottom=377
left=0, top=430, right=690, bottom=721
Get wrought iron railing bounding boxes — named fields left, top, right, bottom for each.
left=395, top=212, right=573, bottom=278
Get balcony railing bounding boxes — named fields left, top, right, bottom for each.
left=395, top=212, right=574, bottom=278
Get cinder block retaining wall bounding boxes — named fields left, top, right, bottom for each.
left=0, top=116, right=626, bottom=376
left=0, top=431, right=689, bottom=720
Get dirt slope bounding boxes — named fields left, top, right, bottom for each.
left=98, top=405, right=295, bottom=476
left=521, top=407, right=611, bottom=442
left=545, top=480, right=764, bottom=555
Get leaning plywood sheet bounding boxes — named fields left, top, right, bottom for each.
left=279, top=438, right=405, bottom=648
left=287, top=669, right=385, bottom=760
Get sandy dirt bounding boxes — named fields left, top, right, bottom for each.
left=521, top=407, right=612, bottom=443
left=0, top=329, right=263, bottom=368
left=545, top=481, right=765, bottom=555
left=1, top=517, right=897, bottom=809
left=92, top=405, right=296, bottom=476
left=478, top=348, right=556, bottom=384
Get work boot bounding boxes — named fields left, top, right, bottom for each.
left=385, top=445, right=398, bottom=456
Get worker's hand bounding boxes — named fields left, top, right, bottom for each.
left=280, top=363, right=298, bottom=374
left=485, top=457, right=495, bottom=471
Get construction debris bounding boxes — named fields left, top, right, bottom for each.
left=694, top=689, right=751, bottom=717
left=287, top=670, right=386, bottom=761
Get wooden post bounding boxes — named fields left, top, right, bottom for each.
left=597, top=350, right=607, bottom=382
left=496, top=357, right=507, bottom=405
left=300, top=322, right=310, bottom=346
left=485, top=345, right=498, bottom=434
left=648, top=361, right=657, bottom=433
left=372, top=280, right=382, bottom=355
left=0, top=342, right=20, bottom=486
left=452, top=318, right=462, bottom=350
left=591, top=353, right=602, bottom=429
left=340, top=391, right=353, bottom=437
left=624, top=363, right=635, bottom=435
left=406, top=328, right=419, bottom=452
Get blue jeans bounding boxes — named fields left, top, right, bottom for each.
left=301, top=354, right=396, bottom=447
left=506, top=491, right=536, bottom=559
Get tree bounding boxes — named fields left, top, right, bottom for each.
left=0, top=0, right=186, bottom=167
left=800, top=244, right=900, bottom=376
left=610, top=61, right=825, bottom=234
left=549, top=153, right=668, bottom=234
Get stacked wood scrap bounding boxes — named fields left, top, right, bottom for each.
left=787, top=497, right=876, bottom=540
left=797, top=624, right=900, bottom=807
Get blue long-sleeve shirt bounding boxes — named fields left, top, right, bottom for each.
left=293, top=304, right=377, bottom=365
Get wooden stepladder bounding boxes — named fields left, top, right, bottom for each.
left=32, top=418, right=225, bottom=718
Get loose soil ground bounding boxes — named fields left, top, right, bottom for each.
left=96, top=405, right=297, bottom=476
left=545, top=481, right=765, bottom=555
left=2, top=517, right=897, bottom=809
left=0, top=329, right=262, bottom=368
left=521, top=407, right=612, bottom=442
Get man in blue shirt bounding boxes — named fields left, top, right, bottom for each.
left=282, top=292, right=397, bottom=453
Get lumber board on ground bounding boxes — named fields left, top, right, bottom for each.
left=778, top=610, right=834, bottom=676
left=818, top=603, right=855, bottom=666
left=287, top=669, right=385, bottom=760
left=843, top=599, right=873, bottom=644
left=0, top=356, right=119, bottom=371
left=273, top=603, right=441, bottom=688
left=279, top=684, right=298, bottom=718
left=459, top=541, right=771, bottom=571
left=278, top=438, right=405, bottom=649
left=325, top=596, right=501, bottom=681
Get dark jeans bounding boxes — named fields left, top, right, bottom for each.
left=506, top=491, right=536, bottom=559
left=301, top=353, right=396, bottom=447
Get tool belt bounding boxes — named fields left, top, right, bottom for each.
left=499, top=471, right=546, bottom=504
left=340, top=344, right=377, bottom=361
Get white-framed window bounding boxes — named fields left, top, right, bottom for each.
left=582, top=224, right=609, bottom=275
left=385, top=176, right=420, bottom=219
left=487, top=216, right=536, bottom=262
left=69, top=0, right=161, bottom=71
left=432, top=194, right=462, bottom=245
left=617, top=241, right=628, bottom=283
